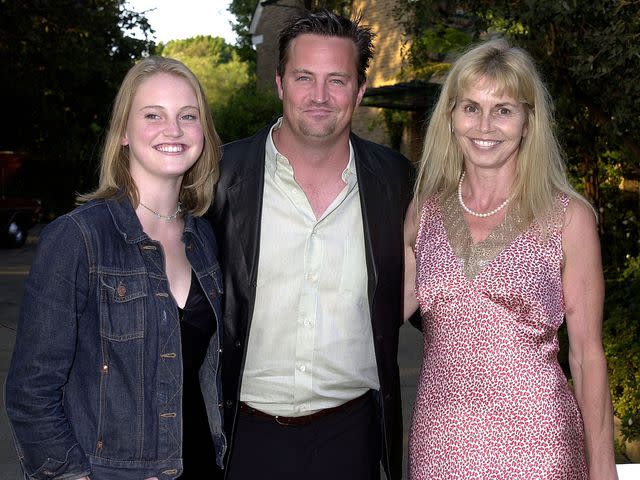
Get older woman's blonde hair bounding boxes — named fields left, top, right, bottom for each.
left=79, top=56, right=220, bottom=216
left=414, top=38, right=588, bottom=222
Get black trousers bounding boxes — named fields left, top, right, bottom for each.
left=227, top=392, right=382, bottom=480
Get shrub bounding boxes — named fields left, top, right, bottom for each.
left=211, top=85, right=282, bottom=144
left=603, top=255, right=640, bottom=441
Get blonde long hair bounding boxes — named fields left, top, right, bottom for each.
left=78, top=56, right=220, bottom=216
left=414, top=38, right=587, bottom=222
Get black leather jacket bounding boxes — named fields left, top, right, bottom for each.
left=208, top=125, right=412, bottom=479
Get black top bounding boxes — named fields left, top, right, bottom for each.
left=177, top=270, right=216, bottom=479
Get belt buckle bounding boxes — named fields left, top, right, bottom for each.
left=275, top=415, right=291, bottom=426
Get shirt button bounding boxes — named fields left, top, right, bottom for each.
left=304, top=320, right=312, bottom=327
left=299, top=364, right=306, bottom=372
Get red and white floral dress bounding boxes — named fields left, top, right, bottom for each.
left=409, top=193, right=588, bottom=480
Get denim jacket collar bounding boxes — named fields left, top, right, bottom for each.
left=105, top=192, right=197, bottom=244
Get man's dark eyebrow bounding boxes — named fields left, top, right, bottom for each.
left=291, top=68, right=351, bottom=78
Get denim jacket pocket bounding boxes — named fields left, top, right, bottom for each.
left=97, top=272, right=148, bottom=460
left=99, top=273, right=147, bottom=341
left=27, top=443, right=90, bottom=480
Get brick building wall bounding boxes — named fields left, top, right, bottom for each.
left=350, top=0, right=407, bottom=154
left=251, top=0, right=305, bottom=92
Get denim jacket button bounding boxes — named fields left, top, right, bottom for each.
left=7, top=209, right=226, bottom=472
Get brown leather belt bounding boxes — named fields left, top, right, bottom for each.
left=239, top=392, right=370, bottom=426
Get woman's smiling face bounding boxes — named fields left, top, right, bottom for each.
left=452, top=77, right=528, bottom=172
left=123, top=72, right=204, bottom=183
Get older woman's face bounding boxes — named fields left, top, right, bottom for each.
left=452, top=78, right=527, bottom=172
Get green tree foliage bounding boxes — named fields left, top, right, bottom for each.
left=159, top=35, right=234, bottom=63
left=0, top=0, right=154, bottom=213
left=603, top=255, right=640, bottom=442
left=212, top=85, right=282, bottom=143
left=228, top=0, right=258, bottom=65
left=395, top=1, right=474, bottom=70
left=156, top=36, right=252, bottom=110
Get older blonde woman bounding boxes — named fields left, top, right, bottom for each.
left=404, top=39, right=617, bottom=479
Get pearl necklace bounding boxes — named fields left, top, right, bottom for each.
left=139, top=201, right=182, bottom=220
left=457, top=172, right=511, bottom=218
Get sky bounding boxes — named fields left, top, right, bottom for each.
left=125, top=0, right=238, bottom=45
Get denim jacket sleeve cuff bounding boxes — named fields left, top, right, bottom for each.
left=20, top=442, right=90, bottom=480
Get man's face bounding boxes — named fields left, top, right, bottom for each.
left=276, top=34, right=366, bottom=144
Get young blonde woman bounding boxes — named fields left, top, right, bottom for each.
left=6, top=57, right=225, bottom=480
left=404, top=39, right=617, bottom=479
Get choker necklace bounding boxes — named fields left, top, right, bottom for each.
left=139, top=201, right=182, bottom=220
left=457, top=171, right=511, bottom=218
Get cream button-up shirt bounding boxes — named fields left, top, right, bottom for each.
left=239, top=119, right=379, bottom=417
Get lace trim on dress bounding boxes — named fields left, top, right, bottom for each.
left=440, top=191, right=562, bottom=280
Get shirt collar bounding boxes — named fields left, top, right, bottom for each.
left=266, top=117, right=356, bottom=187
left=265, top=117, right=285, bottom=179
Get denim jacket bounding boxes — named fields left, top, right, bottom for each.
left=5, top=195, right=226, bottom=480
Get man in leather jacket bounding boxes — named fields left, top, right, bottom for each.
left=209, top=9, right=412, bottom=480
